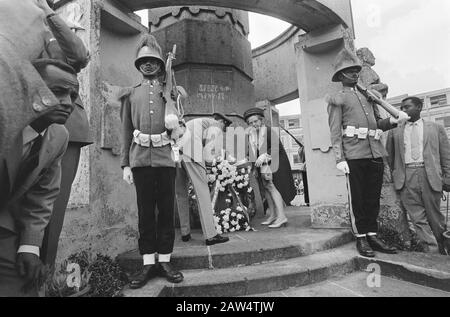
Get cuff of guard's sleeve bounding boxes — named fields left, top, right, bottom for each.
left=18, top=245, right=40, bottom=257
left=20, top=230, right=44, bottom=248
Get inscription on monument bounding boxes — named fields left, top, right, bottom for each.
left=197, top=84, right=231, bottom=101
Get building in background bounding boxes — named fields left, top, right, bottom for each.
left=388, top=87, right=450, bottom=138
left=279, top=114, right=303, bottom=178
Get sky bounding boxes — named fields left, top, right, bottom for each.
left=137, top=0, right=450, bottom=116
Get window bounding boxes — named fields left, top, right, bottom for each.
left=293, top=154, right=301, bottom=164
left=279, top=120, right=285, bottom=128
left=435, top=116, right=450, bottom=128
left=288, top=118, right=300, bottom=129
left=291, top=138, right=299, bottom=148
left=430, top=94, right=447, bottom=107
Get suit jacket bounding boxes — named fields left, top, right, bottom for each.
left=41, top=13, right=92, bottom=146
left=247, top=126, right=296, bottom=204
left=0, top=124, right=69, bottom=247
left=0, top=0, right=60, bottom=158
left=386, top=120, right=450, bottom=192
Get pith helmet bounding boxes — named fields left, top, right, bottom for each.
left=332, top=48, right=362, bottom=82
left=135, top=34, right=165, bottom=74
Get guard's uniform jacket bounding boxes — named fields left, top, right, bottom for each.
left=120, top=78, right=175, bottom=169
left=327, top=86, right=395, bottom=163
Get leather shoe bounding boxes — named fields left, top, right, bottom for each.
left=356, top=237, right=375, bottom=258
left=367, top=235, right=398, bottom=254
left=181, top=234, right=191, bottom=242
left=205, top=234, right=229, bottom=246
left=129, top=264, right=157, bottom=289
left=158, top=262, right=184, bottom=283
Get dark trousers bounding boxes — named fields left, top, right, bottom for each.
left=0, top=229, right=38, bottom=297
left=132, top=166, right=176, bottom=255
left=301, top=171, right=309, bottom=205
left=347, top=158, right=384, bottom=235
left=41, top=143, right=81, bottom=266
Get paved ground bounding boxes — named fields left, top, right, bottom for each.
left=246, top=272, right=450, bottom=297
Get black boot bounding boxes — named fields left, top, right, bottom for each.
left=205, top=234, right=229, bottom=246
left=158, top=262, right=184, bottom=283
left=181, top=234, right=191, bottom=242
left=356, top=236, right=375, bottom=258
left=129, top=264, right=158, bottom=289
left=367, top=235, right=398, bottom=254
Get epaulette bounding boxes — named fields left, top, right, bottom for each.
left=117, top=87, right=133, bottom=101
left=325, top=91, right=346, bottom=106
left=117, top=83, right=141, bottom=101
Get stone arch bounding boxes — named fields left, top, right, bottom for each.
left=115, top=0, right=352, bottom=32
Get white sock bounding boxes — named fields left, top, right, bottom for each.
left=355, top=234, right=367, bottom=238
left=367, top=233, right=377, bottom=237
left=158, top=254, right=171, bottom=263
left=143, top=254, right=156, bottom=265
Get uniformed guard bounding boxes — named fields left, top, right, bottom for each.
left=327, top=48, right=409, bottom=257
left=119, top=34, right=183, bottom=288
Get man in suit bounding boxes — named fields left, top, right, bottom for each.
left=0, top=59, right=78, bottom=296
left=0, top=0, right=61, bottom=207
left=387, top=97, right=450, bottom=255
left=35, top=0, right=92, bottom=267
left=243, top=107, right=296, bottom=229
left=173, top=115, right=230, bottom=245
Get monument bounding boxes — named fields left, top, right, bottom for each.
left=51, top=0, right=357, bottom=261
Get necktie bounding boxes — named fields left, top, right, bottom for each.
left=411, top=123, right=420, bottom=161
left=14, top=135, right=43, bottom=191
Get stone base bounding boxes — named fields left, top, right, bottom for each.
left=311, top=204, right=351, bottom=229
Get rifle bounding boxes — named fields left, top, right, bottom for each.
left=163, top=44, right=181, bottom=130
left=356, top=83, right=400, bottom=118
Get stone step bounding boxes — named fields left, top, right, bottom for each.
left=123, top=244, right=358, bottom=297
left=117, top=228, right=353, bottom=272
left=356, top=251, right=450, bottom=292
left=245, top=272, right=450, bottom=297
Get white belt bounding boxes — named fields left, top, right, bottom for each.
left=344, top=126, right=382, bottom=140
left=133, top=130, right=174, bottom=148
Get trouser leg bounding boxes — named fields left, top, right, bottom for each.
left=175, top=164, right=191, bottom=236
left=155, top=167, right=176, bottom=255
left=347, top=160, right=368, bottom=235
left=183, top=162, right=217, bottom=240
left=420, top=169, right=446, bottom=244
left=400, top=168, right=436, bottom=246
left=133, top=167, right=158, bottom=255
left=363, top=158, right=384, bottom=234
left=41, top=144, right=81, bottom=266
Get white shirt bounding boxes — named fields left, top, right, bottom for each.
left=404, top=119, right=424, bottom=164
left=17, top=126, right=46, bottom=257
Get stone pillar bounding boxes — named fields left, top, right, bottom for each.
left=295, top=25, right=355, bottom=228
left=148, top=6, right=255, bottom=117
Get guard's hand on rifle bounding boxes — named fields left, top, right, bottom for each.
left=123, top=167, right=134, bottom=185
left=336, top=161, right=350, bottom=174
left=389, top=111, right=410, bottom=125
